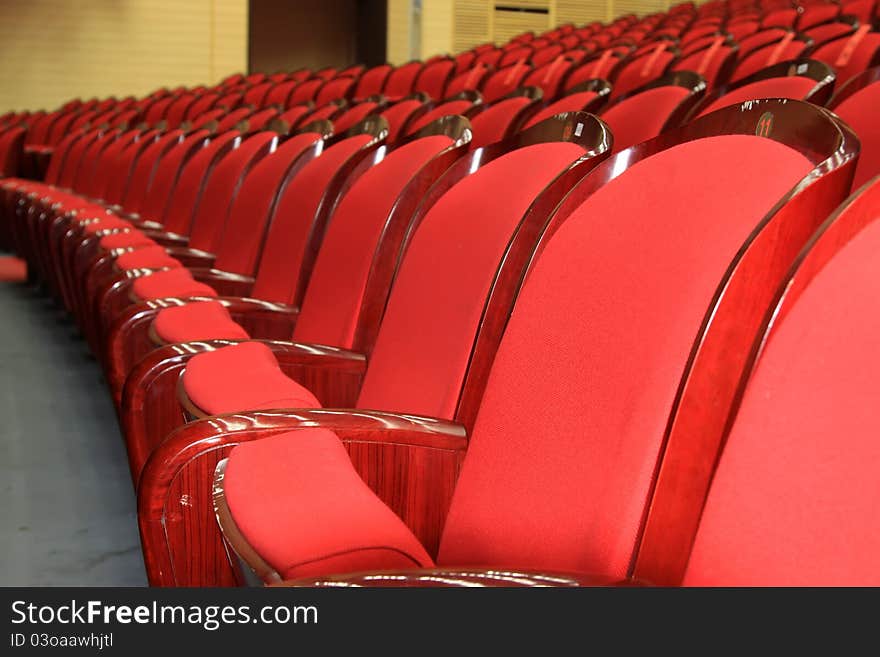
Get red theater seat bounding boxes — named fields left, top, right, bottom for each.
left=137, top=100, right=855, bottom=587
left=828, top=67, right=880, bottom=190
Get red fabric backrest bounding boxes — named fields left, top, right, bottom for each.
left=301, top=103, right=340, bottom=125
left=263, top=81, right=298, bottom=108
left=242, top=82, right=274, bottom=107
left=469, top=96, right=533, bottom=149
left=414, top=59, right=455, bottom=99
left=841, top=0, right=876, bottom=22
left=82, top=130, right=144, bottom=198
left=832, top=81, right=880, bottom=190
left=761, top=8, right=798, bottom=28
left=480, top=63, right=532, bottom=103
left=697, top=76, right=817, bottom=117
left=315, top=77, right=356, bottom=106
left=383, top=62, right=424, bottom=99
left=356, top=142, right=586, bottom=419
left=564, top=54, right=620, bottom=91
left=139, top=130, right=210, bottom=224
left=737, top=27, right=789, bottom=56
left=600, top=85, right=690, bottom=151
left=164, top=95, right=197, bottom=128
left=803, top=21, right=855, bottom=47
left=673, top=43, right=736, bottom=89
left=212, top=132, right=322, bottom=275
left=532, top=44, right=566, bottom=67
left=24, top=111, right=54, bottom=145
left=683, top=217, right=880, bottom=586
left=0, top=126, right=25, bottom=176
left=215, top=108, right=253, bottom=132
left=332, top=102, right=379, bottom=134
left=121, top=130, right=184, bottom=212
left=242, top=108, right=280, bottom=132
left=354, top=65, right=393, bottom=99
left=499, top=46, right=534, bottom=67
left=288, top=79, right=324, bottom=106
left=278, top=106, right=312, bottom=129
left=524, top=91, right=600, bottom=128
left=405, top=99, right=474, bottom=135
left=47, top=112, right=83, bottom=144
left=160, top=132, right=240, bottom=236
left=250, top=134, right=375, bottom=304
left=379, top=99, right=426, bottom=144
left=41, top=130, right=80, bottom=184
left=187, top=132, right=277, bottom=253
left=143, top=97, right=174, bottom=125
left=101, top=130, right=159, bottom=205
left=67, top=130, right=117, bottom=193
left=727, top=19, right=760, bottom=41
left=798, top=3, right=841, bottom=30
left=611, top=50, right=678, bottom=98
left=292, top=135, right=455, bottom=349
left=446, top=63, right=491, bottom=98
left=475, top=48, right=504, bottom=67
left=730, top=40, right=809, bottom=82
left=186, top=93, right=220, bottom=119
left=437, top=134, right=814, bottom=576
left=812, top=33, right=880, bottom=88
left=523, top=58, right=577, bottom=99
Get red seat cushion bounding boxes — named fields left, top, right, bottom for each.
left=524, top=91, right=600, bottom=129
left=100, top=231, right=158, bottom=250
left=115, top=245, right=183, bottom=271
left=131, top=267, right=218, bottom=301
left=182, top=341, right=321, bottom=415
left=153, top=301, right=250, bottom=343
left=832, top=82, right=880, bottom=191
left=224, top=429, right=434, bottom=579
left=600, top=85, right=690, bottom=152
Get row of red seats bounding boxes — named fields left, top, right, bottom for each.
left=1, top=0, right=878, bottom=587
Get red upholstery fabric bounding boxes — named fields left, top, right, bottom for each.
left=811, top=33, right=880, bottom=88
left=131, top=267, right=218, bottom=301
left=130, top=129, right=210, bottom=226
left=379, top=99, right=425, bottom=144
left=293, top=135, right=455, bottom=349
left=354, top=65, right=393, bottom=99
left=357, top=142, right=586, bottom=419
left=480, top=63, right=532, bottom=103
left=121, top=130, right=184, bottom=214
left=278, top=106, right=311, bottom=129
left=183, top=341, right=321, bottom=414
left=798, top=4, right=841, bottom=30
left=155, top=132, right=240, bottom=236
left=610, top=49, right=678, bottom=99
left=250, top=134, right=376, bottom=304
left=153, top=301, right=250, bottom=343
left=186, top=132, right=277, bottom=254
left=522, top=58, right=576, bottom=99
left=81, top=215, right=134, bottom=235
left=737, top=28, right=789, bottom=57
left=115, top=245, right=182, bottom=270
left=697, top=76, right=818, bottom=117
left=224, top=429, right=434, bottom=579
left=414, top=59, right=455, bottom=99
left=208, top=132, right=322, bottom=277
left=727, top=19, right=760, bottom=42
left=832, top=82, right=880, bottom=190
left=600, top=85, right=690, bottom=151
left=437, top=135, right=813, bottom=576
left=405, top=99, right=474, bottom=135
left=683, top=218, right=880, bottom=586
left=289, top=79, right=323, bottom=106
left=315, top=77, right=356, bottom=106
left=332, top=102, right=378, bottom=134
left=524, top=91, right=600, bottom=128
left=99, top=231, right=157, bottom=250
left=469, top=96, right=533, bottom=149
left=730, top=40, right=809, bottom=82
left=445, top=64, right=491, bottom=97
left=673, top=43, right=736, bottom=89
left=803, top=21, right=855, bottom=48
left=383, top=62, right=423, bottom=100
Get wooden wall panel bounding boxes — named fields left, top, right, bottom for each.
left=0, top=0, right=247, bottom=113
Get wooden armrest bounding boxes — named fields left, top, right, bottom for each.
left=137, top=409, right=467, bottom=587
left=188, top=268, right=255, bottom=297
left=164, top=245, right=215, bottom=268
left=280, top=568, right=639, bottom=588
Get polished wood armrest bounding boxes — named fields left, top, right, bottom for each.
left=187, top=268, right=255, bottom=297
left=139, top=228, right=189, bottom=246
left=164, top=245, right=215, bottom=268
left=120, top=338, right=366, bottom=479
left=137, top=409, right=467, bottom=587
left=279, top=568, right=639, bottom=587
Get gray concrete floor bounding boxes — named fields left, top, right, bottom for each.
left=0, top=280, right=147, bottom=585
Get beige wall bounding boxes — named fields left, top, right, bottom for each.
left=0, top=0, right=248, bottom=113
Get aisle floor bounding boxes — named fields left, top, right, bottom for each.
left=0, top=279, right=146, bottom=586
